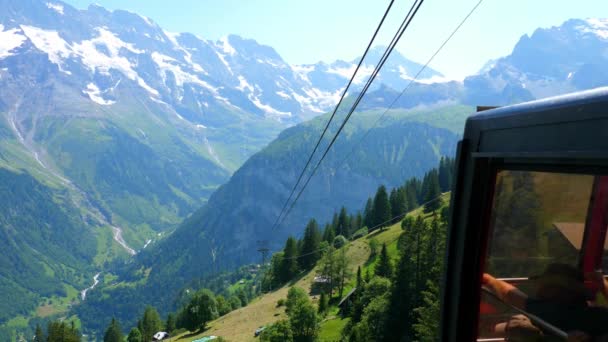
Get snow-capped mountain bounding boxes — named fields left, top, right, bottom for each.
left=463, top=18, right=608, bottom=104
left=0, top=0, right=450, bottom=260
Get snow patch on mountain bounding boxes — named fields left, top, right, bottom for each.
left=151, top=52, right=216, bottom=93
left=291, top=64, right=314, bottom=82
left=236, top=76, right=254, bottom=92
left=327, top=64, right=374, bottom=84
left=46, top=2, right=64, bottom=15
left=20, top=25, right=72, bottom=73
left=219, top=36, right=236, bottom=56
left=163, top=30, right=206, bottom=73
left=0, top=25, right=27, bottom=59
left=83, top=83, right=115, bottom=105
left=582, top=18, right=608, bottom=39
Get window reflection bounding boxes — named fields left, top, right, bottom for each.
left=478, top=171, right=608, bottom=341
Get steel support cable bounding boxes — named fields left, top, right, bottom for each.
left=269, top=0, right=397, bottom=231
left=338, top=0, right=485, bottom=168
left=274, top=0, right=425, bottom=231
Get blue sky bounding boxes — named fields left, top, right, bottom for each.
left=63, top=0, right=607, bottom=79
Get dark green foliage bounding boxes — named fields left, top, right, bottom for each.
left=372, top=185, right=391, bottom=230
left=335, top=247, right=352, bottom=299
left=281, top=237, right=299, bottom=283
left=260, top=320, right=293, bottom=342
left=276, top=299, right=285, bottom=307
left=343, top=277, right=391, bottom=340
left=140, top=306, right=163, bottom=341
left=336, top=207, right=351, bottom=237
left=374, top=244, right=393, bottom=279
left=103, top=318, right=123, bottom=342
left=165, top=313, right=176, bottom=334
left=390, top=188, right=408, bottom=224
left=322, top=224, right=336, bottom=243
left=288, top=296, right=319, bottom=342
left=216, top=295, right=231, bottom=316
left=438, top=156, right=455, bottom=192
left=127, top=327, right=142, bottom=342
left=423, top=169, right=442, bottom=213
left=299, top=219, right=322, bottom=270
left=333, top=235, right=348, bottom=249
left=47, top=321, right=80, bottom=342
left=318, top=292, right=328, bottom=315
left=286, top=287, right=309, bottom=315
left=177, top=289, right=218, bottom=332
left=0, top=169, right=96, bottom=323
left=228, top=295, right=242, bottom=311
left=363, top=198, right=374, bottom=229
left=34, top=324, right=44, bottom=342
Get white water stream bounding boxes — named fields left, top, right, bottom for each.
left=81, top=273, right=101, bottom=301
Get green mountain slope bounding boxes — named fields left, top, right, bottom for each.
left=75, top=105, right=466, bottom=334
left=0, top=168, right=96, bottom=325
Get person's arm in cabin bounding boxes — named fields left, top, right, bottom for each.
left=482, top=273, right=528, bottom=310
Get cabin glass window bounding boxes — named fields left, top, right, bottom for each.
left=477, top=170, right=608, bottom=341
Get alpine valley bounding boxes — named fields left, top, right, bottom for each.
left=0, top=0, right=607, bottom=339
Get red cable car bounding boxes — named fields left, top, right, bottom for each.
left=441, top=87, right=608, bottom=341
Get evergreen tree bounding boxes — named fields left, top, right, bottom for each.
left=356, top=266, right=363, bottom=289
left=281, top=236, right=299, bottom=282
left=165, top=313, right=176, bottom=333
left=299, top=219, right=322, bottom=270
left=317, top=246, right=337, bottom=296
left=423, top=169, right=442, bottom=213
left=336, top=247, right=352, bottom=299
left=336, top=206, right=350, bottom=237
left=34, top=324, right=44, bottom=342
left=47, top=321, right=80, bottom=342
left=372, top=185, right=391, bottom=230
left=318, top=292, right=328, bottom=315
left=141, top=306, right=162, bottom=341
left=127, top=328, right=142, bottom=342
left=322, top=224, right=335, bottom=244
left=375, top=243, right=393, bottom=278
left=354, top=212, right=363, bottom=232
left=390, top=187, right=408, bottom=224
left=363, top=197, right=374, bottom=228
left=405, top=180, right=419, bottom=210
left=103, top=318, right=123, bottom=342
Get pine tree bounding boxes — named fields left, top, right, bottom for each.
left=127, top=327, right=142, bottom=342
left=322, top=224, right=335, bottom=243
left=318, top=292, right=328, bottom=315
left=390, top=187, right=408, bottom=224
left=372, top=185, right=391, bottom=230
left=165, top=313, right=176, bottom=333
left=103, top=317, right=123, bottom=342
left=363, top=197, right=374, bottom=228
left=423, top=169, right=442, bottom=213
left=281, top=236, right=299, bottom=282
left=300, top=219, right=322, bottom=270
left=141, top=306, right=162, bottom=341
left=34, top=324, right=44, bottom=342
left=356, top=266, right=363, bottom=289
left=375, top=243, right=393, bottom=278
left=337, top=206, right=350, bottom=237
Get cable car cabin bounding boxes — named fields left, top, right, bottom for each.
left=441, top=87, right=608, bottom=341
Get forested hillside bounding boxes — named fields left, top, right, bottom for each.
left=0, top=168, right=96, bottom=339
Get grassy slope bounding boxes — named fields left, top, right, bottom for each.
left=174, top=193, right=450, bottom=342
